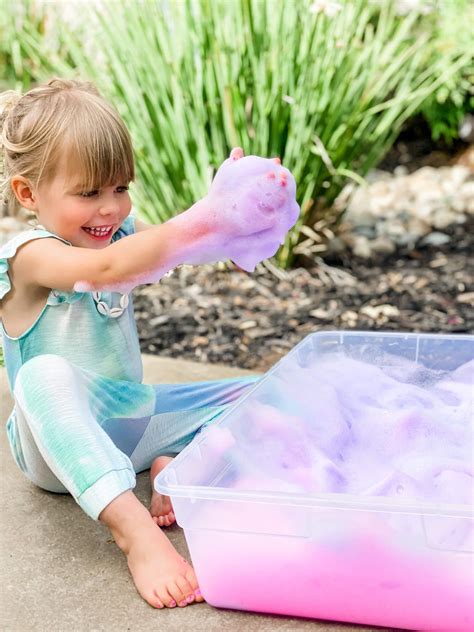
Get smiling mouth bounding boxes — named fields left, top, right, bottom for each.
left=82, top=225, right=113, bottom=239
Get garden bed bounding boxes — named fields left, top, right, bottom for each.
left=134, top=218, right=473, bottom=373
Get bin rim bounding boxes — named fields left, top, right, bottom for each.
left=155, top=474, right=473, bottom=518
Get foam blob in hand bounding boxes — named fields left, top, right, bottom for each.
left=200, top=147, right=300, bottom=271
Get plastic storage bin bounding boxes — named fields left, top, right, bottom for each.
left=156, top=332, right=474, bottom=630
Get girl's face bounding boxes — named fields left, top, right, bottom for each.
left=34, top=166, right=132, bottom=248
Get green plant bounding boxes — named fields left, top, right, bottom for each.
left=419, top=0, right=474, bottom=144
left=4, top=0, right=471, bottom=267
left=0, top=1, right=47, bottom=92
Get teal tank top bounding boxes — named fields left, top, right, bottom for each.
left=0, top=216, right=143, bottom=392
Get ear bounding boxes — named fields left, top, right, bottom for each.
left=10, top=176, right=38, bottom=212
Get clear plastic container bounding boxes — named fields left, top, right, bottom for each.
left=156, top=331, right=474, bottom=630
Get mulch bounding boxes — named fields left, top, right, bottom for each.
left=133, top=219, right=474, bottom=374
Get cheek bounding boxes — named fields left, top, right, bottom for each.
left=121, top=195, right=132, bottom=214
left=63, top=201, right=95, bottom=229
left=117, top=196, right=132, bottom=222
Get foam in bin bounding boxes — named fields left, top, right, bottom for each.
left=202, top=354, right=473, bottom=543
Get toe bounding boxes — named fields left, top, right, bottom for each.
left=194, top=588, right=204, bottom=602
left=175, top=575, right=196, bottom=606
left=151, top=593, right=164, bottom=609
left=155, top=511, right=175, bottom=527
left=184, top=568, right=205, bottom=602
left=154, top=585, right=175, bottom=608
left=168, top=580, right=188, bottom=607
left=145, top=586, right=167, bottom=609
left=161, top=594, right=177, bottom=608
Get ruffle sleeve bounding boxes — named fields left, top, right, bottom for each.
left=0, top=255, right=11, bottom=300
left=0, top=229, right=71, bottom=301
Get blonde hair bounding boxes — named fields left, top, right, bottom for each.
left=0, top=78, right=135, bottom=216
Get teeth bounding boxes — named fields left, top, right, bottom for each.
left=84, top=225, right=111, bottom=236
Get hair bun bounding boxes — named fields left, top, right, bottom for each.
left=0, top=90, right=22, bottom=129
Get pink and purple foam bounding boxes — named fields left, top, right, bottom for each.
left=207, top=355, right=473, bottom=511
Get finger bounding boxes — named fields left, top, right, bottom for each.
left=230, top=147, right=244, bottom=160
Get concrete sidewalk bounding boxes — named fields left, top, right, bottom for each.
left=1, top=356, right=385, bottom=632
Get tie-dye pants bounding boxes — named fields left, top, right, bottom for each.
left=6, top=354, right=259, bottom=519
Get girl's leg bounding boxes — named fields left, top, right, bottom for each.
left=130, top=375, right=261, bottom=526
left=13, top=354, right=137, bottom=519
left=10, top=354, right=203, bottom=608
left=7, top=405, right=67, bottom=494
left=131, top=375, right=261, bottom=471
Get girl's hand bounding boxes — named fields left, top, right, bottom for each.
left=204, top=147, right=300, bottom=270
left=171, top=148, right=300, bottom=271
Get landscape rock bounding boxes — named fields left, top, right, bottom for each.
left=336, top=162, right=473, bottom=258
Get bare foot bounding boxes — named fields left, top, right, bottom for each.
left=100, top=491, right=205, bottom=609
left=127, top=521, right=201, bottom=608
left=150, top=456, right=175, bottom=527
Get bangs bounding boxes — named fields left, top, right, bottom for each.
left=57, top=95, right=135, bottom=192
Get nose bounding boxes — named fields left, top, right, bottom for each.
left=99, top=195, right=120, bottom=217
left=99, top=206, right=116, bottom=217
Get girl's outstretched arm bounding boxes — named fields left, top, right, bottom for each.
left=15, top=149, right=300, bottom=294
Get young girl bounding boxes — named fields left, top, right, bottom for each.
left=0, top=78, right=299, bottom=610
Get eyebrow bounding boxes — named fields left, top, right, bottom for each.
left=67, top=184, right=94, bottom=194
